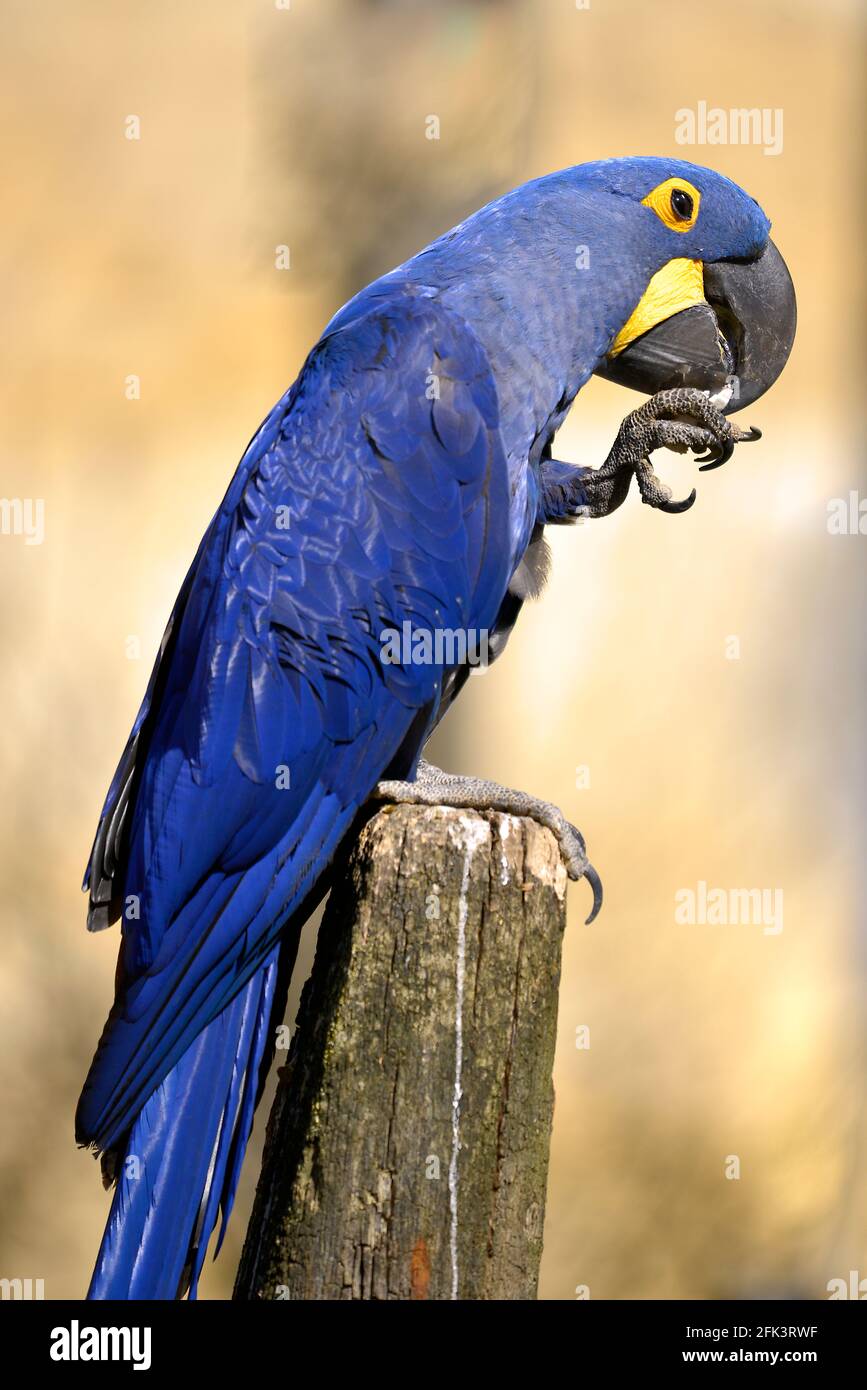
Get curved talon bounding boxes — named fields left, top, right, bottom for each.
left=658, top=487, right=697, bottom=514
left=698, top=424, right=760, bottom=470
left=583, top=863, right=604, bottom=924
left=698, top=438, right=735, bottom=472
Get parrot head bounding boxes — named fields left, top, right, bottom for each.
left=588, top=157, right=796, bottom=412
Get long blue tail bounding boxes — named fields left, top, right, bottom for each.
left=87, top=948, right=282, bottom=1300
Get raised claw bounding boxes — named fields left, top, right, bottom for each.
left=658, top=487, right=697, bottom=514
left=576, top=389, right=763, bottom=522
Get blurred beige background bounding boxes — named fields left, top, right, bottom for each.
left=0, top=0, right=864, bottom=1300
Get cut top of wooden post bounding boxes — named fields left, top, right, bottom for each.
left=235, top=804, right=569, bottom=1301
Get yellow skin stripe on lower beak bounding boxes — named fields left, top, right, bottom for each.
left=610, top=257, right=705, bottom=357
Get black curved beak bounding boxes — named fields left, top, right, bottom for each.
left=595, top=239, right=797, bottom=414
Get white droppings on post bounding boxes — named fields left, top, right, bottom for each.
left=497, top=814, right=516, bottom=885
left=447, top=814, right=490, bottom=1302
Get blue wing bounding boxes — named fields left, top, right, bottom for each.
left=77, top=292, right=514, bottom=1156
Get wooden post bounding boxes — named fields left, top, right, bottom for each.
left=234, top=802, right=568, bottom=1301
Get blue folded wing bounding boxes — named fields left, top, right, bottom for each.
left=77, top=292, right=514, bottom=1161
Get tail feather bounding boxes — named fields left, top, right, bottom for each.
left=87, top=949, right=282, bottom=1300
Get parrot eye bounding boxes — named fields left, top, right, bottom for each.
left=641, top=177, right=701, bottom=232
left=670, top=188, right=694, bottom=221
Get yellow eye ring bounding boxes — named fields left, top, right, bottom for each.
left=642, top=177, right=701, bottom=233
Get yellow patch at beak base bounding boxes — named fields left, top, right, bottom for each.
left=610, top=258, right=705, bottom=357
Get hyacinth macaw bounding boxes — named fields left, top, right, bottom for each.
left=78, top=157, right=796, bottom=1298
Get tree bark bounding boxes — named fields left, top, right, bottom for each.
left=234, top=802, right=568, bottom=1301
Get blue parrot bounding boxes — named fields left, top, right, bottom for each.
left=78, top=157, right=796, bottom=1298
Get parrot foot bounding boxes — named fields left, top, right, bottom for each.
left=584, top=387, right=761, bottom=517
left=371, top=759, right=603, bottom=923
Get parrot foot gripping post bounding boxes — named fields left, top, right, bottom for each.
left=373, top=758, right=602, bottom=924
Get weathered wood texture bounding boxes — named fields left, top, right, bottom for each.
left=234, top=802, right=568, bottom=1301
